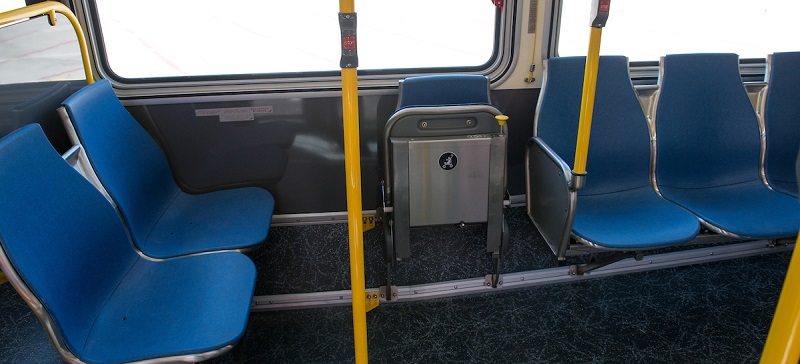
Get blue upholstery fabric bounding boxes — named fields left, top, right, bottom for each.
left=656, top=54, right=760, bottom=188
left=659, top=181, right=800, bottom=238
left=539, top=56, right=651, bottom=195
left=83, top=253, right=255, bottom=363
left=0, top=124, right=137, bottom=358
left=655, top=53, right=800, bottom=237
left=398, top=75, right=491, bottom=108
left=62, top=79, right=273, bottom=258
left=0, top=125, right=256, bottom=363
left=573, top=187, right=700, bottom=249
left=536, top=56, right=699, bottom=249
left=764, top=52, right=800, bottom=197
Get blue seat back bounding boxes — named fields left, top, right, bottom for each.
left=536, top=56, right=651, bottom=195
left=397, top=74, right=491, bottom=108
left=655, top=53, right=761, bottom=188
left=764, top=51, right=800, bottom=192
left=62, top=79, right=180, bottom=247
left=0, top=124, right=137, bottom=356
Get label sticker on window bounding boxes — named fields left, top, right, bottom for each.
left=195, top=106, right=273, bottom=122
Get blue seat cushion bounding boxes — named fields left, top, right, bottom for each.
left=144, top=187, right=274, bottom=258
left=573, top=186, right=700, bottom=249
left=82, top=252, right=256, bottom=363
left=659, top=180, right=800, bottom=238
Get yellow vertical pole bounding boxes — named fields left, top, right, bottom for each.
left=338, top=1, right=369, bottom=363
left=761, top=237, right=800, bottom=363
left=573, top=26, right=602, bottom=175
left=573, top=0, right=609, bottom=176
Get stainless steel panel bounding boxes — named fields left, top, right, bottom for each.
left=485, top=135, right=507, bottom=253
left=526, top=137, right=575, bottom=260
left=393, top=139, right=412, bottom=258
left=405, top=137, right=492, bottom=226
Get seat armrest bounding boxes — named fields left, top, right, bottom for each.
left=526, top=137, right=577, bottom=260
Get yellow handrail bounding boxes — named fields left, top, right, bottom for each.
left=524, top=1, right=538, bottom=83
left=0, top=1, right=94, bottom=84
left=761, top=237, right=800, bottom=363
left=338, top=1, right=369, bottom=363
left=573, top=26, right=602, bottom=175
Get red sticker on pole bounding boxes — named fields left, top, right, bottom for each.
left=342, top=36, right=357, bottom=50
left=492, top=0, right=503, bottom=9
left=599, top=0, right=610, bottom=12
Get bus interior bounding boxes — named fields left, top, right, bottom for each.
left=0, top=0, right=799, bottom=363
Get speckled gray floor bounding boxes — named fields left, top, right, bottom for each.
left=217, top=251, right=792, bottom=364
left=253, top=207, right=557, bottom=295
left=1, top=244, right=791, bottom=363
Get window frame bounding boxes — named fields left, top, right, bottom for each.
left=78, top=0, right=515, bottom=93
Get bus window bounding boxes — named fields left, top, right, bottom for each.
left=90, top=0, right=498, bottom=80
left=557, top=0, right=799, bottom=61
left=0, top=1, right=25, bottom=13
left=0, top=13, right=84, bottom=84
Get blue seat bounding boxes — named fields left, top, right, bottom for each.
left=527, top=56, right=699, bottom=260
left=397, top=74, right=493, bottom=108
left=764, top=51, right=800, bottom=197
left=0, top=124, right=256, bottom=363
left=654, top=53, right=800, bottom=238
left=0, top=81, right=74, bottom=154
left=60, top=79, right=274, bottom=258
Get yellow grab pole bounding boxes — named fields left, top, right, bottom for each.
left=0, top=1, right=94, bottom=84
left=761, top=237, right=800, bottom=363
left=573, top=0, right=609, bottom=177
left=573, top=26, right=602, bottom=175
left=338, top=1, right=369, bottom=363
left=524, top=1, right=538, bottom=83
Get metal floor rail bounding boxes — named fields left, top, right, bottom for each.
left=251, top=239, right=792, bottom=311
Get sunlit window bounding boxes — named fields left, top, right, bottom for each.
left=558, top=0, right=799, bottom=61
left=91, top=0, right=498, bottom=79
left=0, top=14, right=84, bottom=84
left=0, top=1, right=25, bottom=13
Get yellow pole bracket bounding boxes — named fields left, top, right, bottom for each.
left=363, top=214, right=376, bottom=232
left=365, top=290, right=380, bottom=312
left=761, top=238, right=800, bottom=363
left=0, top=1, right=94, bottom=84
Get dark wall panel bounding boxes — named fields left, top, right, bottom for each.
left=130, top=88, right=540, bottom=215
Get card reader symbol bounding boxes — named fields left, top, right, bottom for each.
left=439, top=152, right=457, bottom=170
